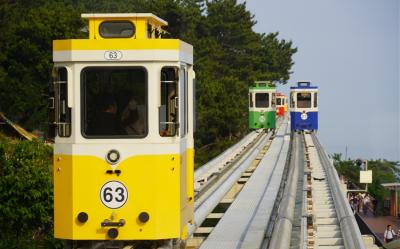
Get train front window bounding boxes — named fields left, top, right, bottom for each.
left=255, top=93, right=269, bottom=108
left=297, top=92, right=311, bottom=108
left=82, top=67, right=147, bottom=138
left=99, top=21, right=135, bottom=38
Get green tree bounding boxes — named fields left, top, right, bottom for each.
left=0, top=135, right=60, bottom=248
left=0, top=1, right=83, bottom=130
left=333, top=154, right=399, bottom=215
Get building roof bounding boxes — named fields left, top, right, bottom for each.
left=381, top=183, right=400, bottom=190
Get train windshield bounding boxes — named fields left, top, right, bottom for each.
left=255, top=93, right=269, bottom=108
left=277, top=98, right=282, bottom=106
left=82, top=67, right=147, bottom=138
left=297, top=92, right=312, bottom=108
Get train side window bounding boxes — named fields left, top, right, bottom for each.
left=160, top=67, right=179, bottom=137
left=81, top=67, right=147, bottom=138
left=99, top=21, right=135, bottom=38
left=297, top=92, right=311, bottom=108
left=290, top=93, right=294, bottom=108
left=314, top=92, right=318, bottom=107
left=249, top=93, right=253, bottom=107
left=271, top=93, right=276, bottom=107
left=277, top=97, right=282, bottom=106
left=255, top=93, right=269, bottom=108
left=53, top=67, right=71, bottom=137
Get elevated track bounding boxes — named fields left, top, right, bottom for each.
left=187, top=118, right=373, bottom=249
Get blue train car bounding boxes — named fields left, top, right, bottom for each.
left=290, top=81, right=318, bottom=131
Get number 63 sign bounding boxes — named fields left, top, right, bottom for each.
left=104, top=50, right=123, bottom=60
left=100, top=181, right=128, bottom=209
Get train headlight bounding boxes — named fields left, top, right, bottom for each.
left=259, top=115, right=266, bottom=123
left=106, top=150, right=120, bottom=164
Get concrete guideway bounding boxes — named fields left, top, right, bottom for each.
left=309, top=133, right=368, bottom=249
left=187, top=119, right=371, bottom=249
left=198, top=118, right=290, bottom=249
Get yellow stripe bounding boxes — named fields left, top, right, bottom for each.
left=53, top=39, right=181, bottom=51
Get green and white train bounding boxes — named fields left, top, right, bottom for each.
left=248, top=81, right=276, bottom=130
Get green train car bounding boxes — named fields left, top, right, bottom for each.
left=248, top=81, right=276, bottom=130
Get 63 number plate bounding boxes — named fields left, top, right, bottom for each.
left=104, top=50, right=123, bottom=60
left=100, top=181, right=128, bottom=209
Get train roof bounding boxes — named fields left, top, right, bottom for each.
left=249, top=81, right=276, bottom=90
left=53, top=13, right=193, bottom=64
left=81, top=13, right=168, bottom=26
left=290, top=81, right=318, bottom=89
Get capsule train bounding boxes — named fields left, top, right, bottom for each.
left=248, top=81, right=318, bottom=132
left=51, top=13, right=194, bottom=249
left=248, top=81, right=276, bottom=130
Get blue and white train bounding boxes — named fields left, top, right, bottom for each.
left=290, top=81, right=318, bottom=131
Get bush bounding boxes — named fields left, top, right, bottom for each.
left=0, top=135, right=61, bottom=249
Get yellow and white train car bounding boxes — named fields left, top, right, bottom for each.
left=51, top=13, right=194, bottom=248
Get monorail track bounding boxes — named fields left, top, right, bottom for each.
left=186, top=120, right=369, bottom=249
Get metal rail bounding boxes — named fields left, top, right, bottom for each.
left=194, top=131, right=258, bottom=182
left=188, top=131, right=272, bottom=237
left=198, top=118, right=291, bottom=249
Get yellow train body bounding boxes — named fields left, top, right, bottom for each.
left=52, top=13, right=194, bottom=244
left=54, top=150, right=193, bottom=240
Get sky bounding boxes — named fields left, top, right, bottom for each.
left=243, top=0, right=400, bottom=161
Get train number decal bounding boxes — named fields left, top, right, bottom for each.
left=104, top=50, right=123, bottom=60
left=100, top=181, right=128, bottom=209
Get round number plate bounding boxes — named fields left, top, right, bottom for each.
left=301, top=113, right=308, bottom=120
left=100, top=181, right=128, bottom=209
left=259, top=115, right=266, bottom=123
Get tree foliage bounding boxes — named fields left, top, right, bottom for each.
left=0, top=1, right=297, bottom=246
left=0, top=134, right=60, bottom=248
left=333, top=153, right=399, bottom=215
left=0, top=0, right=297, bottom=165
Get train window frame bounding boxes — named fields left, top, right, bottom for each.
left=184, top=68, right=188, bottom=137
left=271, top=93, right=276, bottom=107
left=80, top=66, right=148, bottom=139
left=249, top=93, right=254, bottom=107
left=99, top=21, right=135, bottom=38
left=297, top=92, right=312, bottom=108
left=314, top=92, right=318, bottom=108
left=255, top=93, right=269, bottom=108
left=160, top=67, right=179, bottom=137
left=53, top=67, right=71, bottom=138
left=290, top=93, right=295, bottom=108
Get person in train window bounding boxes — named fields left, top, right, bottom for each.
left=93, top=94, right=124, bottom=135
left=121, top=96, right=145, bottom=135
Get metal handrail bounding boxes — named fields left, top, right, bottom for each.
left=188, top=132, right=271, bottom=237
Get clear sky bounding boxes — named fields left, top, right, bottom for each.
left=243, top=0, right=400, bottom=161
